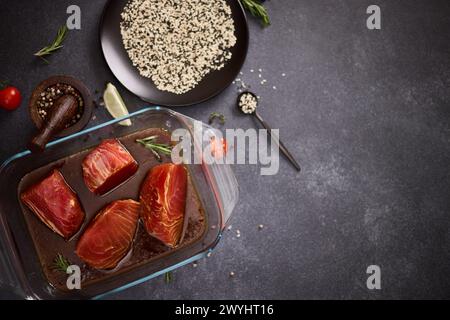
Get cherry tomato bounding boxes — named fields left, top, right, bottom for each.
left=0, top=86, right=22, bottom=111
left=210, top=137, right=228, bottom=160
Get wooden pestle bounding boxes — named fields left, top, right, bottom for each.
left=30, top=95, right=78, bottom=152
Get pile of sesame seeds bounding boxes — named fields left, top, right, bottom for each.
left=120, top=0, right=237, bottom=95
left=239, top=93, right=258, bottom=114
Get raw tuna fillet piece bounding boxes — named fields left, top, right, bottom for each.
left=76, top=199, right=140, bottom=270
left=140, top=164, right=187, bottom=248
left=82, top=139, right=138, bottom=195
left=20, top=169, right=85, bottom=240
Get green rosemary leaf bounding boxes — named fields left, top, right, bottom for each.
left=53, top=253, right=71, bottom=273
left=240, top=0, right=270, bottom=27
left=136, top=136, right=173, bottom=160
left=34, top=25, right=69, bottom=62
left=164, top=271, right=173, bottom=284
left=209, top=112, right=226, bottom=125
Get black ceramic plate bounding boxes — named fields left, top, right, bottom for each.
left=100, top=0, right=249, bottom=107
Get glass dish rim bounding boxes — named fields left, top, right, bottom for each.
left=1, top=106, right=163, bottom=171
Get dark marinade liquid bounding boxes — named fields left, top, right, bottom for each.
left=17, top=128, right=206, bottom=291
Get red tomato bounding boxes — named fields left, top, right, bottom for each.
left=210, top=137, right=228, bottom=160
left=0, top=86, right=22, bottom=111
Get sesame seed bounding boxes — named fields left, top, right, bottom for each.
left=229, top=271, right=235, bottom=277
left=238, top=93, right=258, bottom=114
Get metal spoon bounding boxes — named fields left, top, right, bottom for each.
left=237, top=91, right=301, bottom=172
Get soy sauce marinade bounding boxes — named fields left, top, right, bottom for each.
left=18, top=128, right=206, bottom=290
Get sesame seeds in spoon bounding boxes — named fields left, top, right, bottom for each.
left=237, top=91, right=301, bottom=172
left=238, top=92, right=258, bottom=114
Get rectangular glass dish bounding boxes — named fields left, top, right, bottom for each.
left=0, top=107, right=238, bottom=299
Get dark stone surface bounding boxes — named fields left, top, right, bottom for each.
left=1, top=0, right=450, bottom=299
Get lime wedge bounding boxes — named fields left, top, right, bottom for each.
left=103, top=83, right=132, bottom=126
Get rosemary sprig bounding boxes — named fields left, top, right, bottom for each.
left=53, top=254, right=71, bottom=273
left=136, top=136, right=172, bottom=162
left=34, top=25, right=68, bottom=63
left=240, top=0, right=270, bottom=27
left=209, top=112, right=226, bottom=125
left=164, top=271, right=173, bottom=284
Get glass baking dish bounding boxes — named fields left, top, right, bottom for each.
left=0, top=107, right=238, bottom=299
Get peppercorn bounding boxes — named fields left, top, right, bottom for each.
left=36, top=83, right=84, bottom=129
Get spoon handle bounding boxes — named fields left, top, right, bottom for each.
left=254, top=112, right=301, bottom=172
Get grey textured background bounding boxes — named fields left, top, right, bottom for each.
left=1, top=0, right=450, bottom=299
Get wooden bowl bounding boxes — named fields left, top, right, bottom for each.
left=29, top=75, right=93, bottom=137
